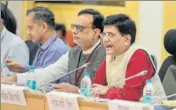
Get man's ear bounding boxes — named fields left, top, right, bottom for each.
left=93, top=29, right=101, bottom=40
left=42, top=22, right=48, bottom=33
left=125, top=34, right=131, bottom=46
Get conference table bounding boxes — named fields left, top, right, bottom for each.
left=1, top=91, right=108, bottom=110
left=1, top=91, right=171, bottom=110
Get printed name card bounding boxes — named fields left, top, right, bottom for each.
left=108, top=100, right=153, bottom=110
left=1, top=84, right=27, bottom=106
left=46, top=91, right=81, bottom=110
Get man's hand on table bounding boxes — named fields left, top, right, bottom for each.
left=1, top=73, right=17, bottom=84
left=52, top=83, right=79, bottom=93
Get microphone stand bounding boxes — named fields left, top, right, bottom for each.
left=107, top=70, right=148, bottom=87
left=37, top=63, right=90, bottom=92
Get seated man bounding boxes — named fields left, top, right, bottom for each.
left=2, top=9, right=105, bottom=91
left=1, top=3, right=29, bottom=75
left=5, top=7, right=69, bottom=82
left=92, top=14, right=166, bottom=101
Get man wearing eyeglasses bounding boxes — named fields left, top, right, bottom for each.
left=2, top=8, right=105, bottom=93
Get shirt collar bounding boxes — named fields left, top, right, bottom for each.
left=83, top=40, right=101, bottom=54
left=1, top=27, right=6, bottom=40
left=40, top=34, right=57, bottom=50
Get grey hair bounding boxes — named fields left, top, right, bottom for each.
left=26, top=6, right=55, bottom=29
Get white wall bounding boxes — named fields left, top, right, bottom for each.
left=7, top=1, right=23, bottom=38
left=138, top=1, right=163, bottom=69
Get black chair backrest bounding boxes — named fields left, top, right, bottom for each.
left=158, top=29, right=176, bottom=82
left=162, top=65, right=176, bottom=100
left=158, top=56, right=176, bottom=82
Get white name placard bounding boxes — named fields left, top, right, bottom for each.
left=108, top=99, right=154, bottom=110
left=46, top=91, right=81, bottom=110
left=1, top=84, right=27, bottom=106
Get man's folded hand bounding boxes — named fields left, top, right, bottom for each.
left=1, top=73, right=17, bottom=84
left=52, top=83, right=79, bottom=93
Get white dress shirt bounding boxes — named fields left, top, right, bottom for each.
left=1, top=27, right=29, bottom=75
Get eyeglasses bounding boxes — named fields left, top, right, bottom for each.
left=100, top=32, right=117, bottom=39
left=71, top=24, right=94, bottom=32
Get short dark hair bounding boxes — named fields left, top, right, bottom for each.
left=78, top=9, right=104, bottom=33
left=103, top=14, right=136, bottom=44
left=26, top=6, right=55, bottom=29
left=55, top=23, right=66, bottom=38
left=1, top=2, right=17, bottom=34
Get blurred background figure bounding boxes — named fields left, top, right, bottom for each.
left=1, top=2, right=17, bottom=34
left=55, top=23, right=70, bottom=47
left=1, top=2, right=29, bottom=75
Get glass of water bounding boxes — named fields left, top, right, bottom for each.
left=88, top=88, right=100, bottom=102
left=37, top=83, right=54, bottom=94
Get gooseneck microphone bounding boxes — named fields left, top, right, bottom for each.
left=107, top=70, right=148, bottom=87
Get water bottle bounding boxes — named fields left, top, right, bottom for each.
left=80, top=72, right=92, bottom=97
left=143, top=79, right=155, bottom=104
left=26, top=66, right=37, bottom=90
left=25, top=80, right=45, bottom=95
left=26, top=80, right=37, bottom=90
left=28, top=66, right=35, bottom=72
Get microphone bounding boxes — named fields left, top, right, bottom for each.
left=107, top=70, right=148, bottom=87
left=58, top=62, right=90, bottom=79
left=161, top=93, right=176, bottom=100
left=2, top=62, right=90, bottom=94
left=37, top=62, right=90, bottom=91
left=90, top=70, right=148, bottom=102
left=155, top=93, right=176, bottom=102
left=150, top=93, right=176, bottom=105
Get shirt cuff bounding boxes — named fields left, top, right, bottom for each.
left=23, top=66, right=29, bottom=72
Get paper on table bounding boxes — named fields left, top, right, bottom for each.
left=160, top=100, right=176, bottom=107
left=46, top=91, right=81, bottom=110
left=1, top=84, right=27, bottom=106
left=108, top=99, right=154, bottom=110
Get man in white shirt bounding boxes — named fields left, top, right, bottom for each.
left=2, top=9, right=105, bottom=93
left=0, top=3, right=29, bottom=75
